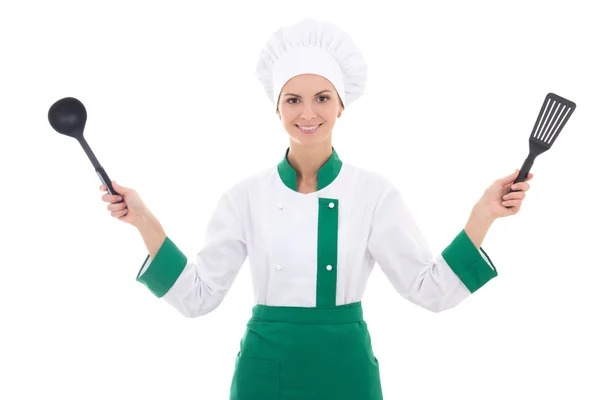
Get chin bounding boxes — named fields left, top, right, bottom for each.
left=289, top=134, right=331, bottom=147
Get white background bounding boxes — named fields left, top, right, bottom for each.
left=1, top=0, right=599, bottom=399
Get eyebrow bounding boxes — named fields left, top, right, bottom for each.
left=283, top=90, right=332, bottom=98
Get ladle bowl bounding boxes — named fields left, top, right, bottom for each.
left=48, top=97, right=121, bottom=200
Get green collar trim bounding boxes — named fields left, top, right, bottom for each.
left=277, top=147, right=343, bottom=192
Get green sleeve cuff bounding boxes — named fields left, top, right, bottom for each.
left=136, top=236, right=188, bottom=298
left=442, top=229, right=498, bottom=293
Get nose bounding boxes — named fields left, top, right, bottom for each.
left=300, top=101, right=317, bottom=120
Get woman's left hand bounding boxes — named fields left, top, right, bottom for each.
left=477, top=169, right=534, bottom=220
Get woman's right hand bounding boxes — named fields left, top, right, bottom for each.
left=100, top=181, right=149, bottom=228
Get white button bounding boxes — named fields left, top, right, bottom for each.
left=326, top=265, right=333, bottom=271
left=328, top=202, right=335, bottom=208
left=275, top=264, right=282, bottom=271
left=277, top=203, right=283, bottom=210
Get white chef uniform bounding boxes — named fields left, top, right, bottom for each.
left=136, top=146, right=497, bottom=315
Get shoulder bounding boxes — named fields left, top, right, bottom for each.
left=221, top=165, right=273, bottom=200
left=340, top=162, right=397, bottom=198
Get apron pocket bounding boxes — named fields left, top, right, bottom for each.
left=230, top=355, right=280, bottom=400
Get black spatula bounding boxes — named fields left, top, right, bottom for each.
left=509, top=93, right=576, bottom=195
left=48, top=97, right=121, bottom=202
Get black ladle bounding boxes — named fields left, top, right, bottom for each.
left=48, top=97, right=121, bottom=202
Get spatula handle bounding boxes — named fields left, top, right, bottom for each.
left=96, top=166, right=122, bottom=203
left=508, top=154, right=534, bottom=194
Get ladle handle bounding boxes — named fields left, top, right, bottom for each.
left=96, top=167, right=122, bottom=203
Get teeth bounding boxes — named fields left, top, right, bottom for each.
left=297, top=124, right=320, bottom=131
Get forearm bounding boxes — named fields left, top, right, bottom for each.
left=136, top=211, right=167, bottom=258
left=463, top=204, right=495, bottom=249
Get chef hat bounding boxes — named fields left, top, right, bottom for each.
left=255, top=18, right=368, bottom=109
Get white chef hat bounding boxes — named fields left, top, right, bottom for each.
left=255, top=18, right=368, bottom=110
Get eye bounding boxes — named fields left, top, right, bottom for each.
left=286, top=96, right=329, bottom=104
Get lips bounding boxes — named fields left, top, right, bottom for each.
left=295, top=124, right=323, bottom=134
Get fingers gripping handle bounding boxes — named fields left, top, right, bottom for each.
left=96, top=167, right=122, bottom=203
left=509, top=155, right=534, bottom=194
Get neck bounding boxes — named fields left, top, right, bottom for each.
left=287, top=142, right=333, bottom=183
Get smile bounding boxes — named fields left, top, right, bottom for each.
left=295, top=124, right=323, bottom=134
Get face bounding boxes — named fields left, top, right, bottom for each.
left=276, top=74, right=344, bottom=147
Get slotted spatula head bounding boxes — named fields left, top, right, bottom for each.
left=528, top=92, right=576, bottom=156
left=507, top=92, right=576, bottom=196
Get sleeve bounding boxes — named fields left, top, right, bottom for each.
left=135, top=190, right=248, bottom=318
left=366, top=183, right=498, bottom=313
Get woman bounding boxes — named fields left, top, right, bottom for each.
left=100, top=18, right=533, bottom=400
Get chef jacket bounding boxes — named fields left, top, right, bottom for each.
left=136, top=147, right=497, bottom=317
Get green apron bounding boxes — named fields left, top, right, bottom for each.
left=229, top=301, right=383, bottom=399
